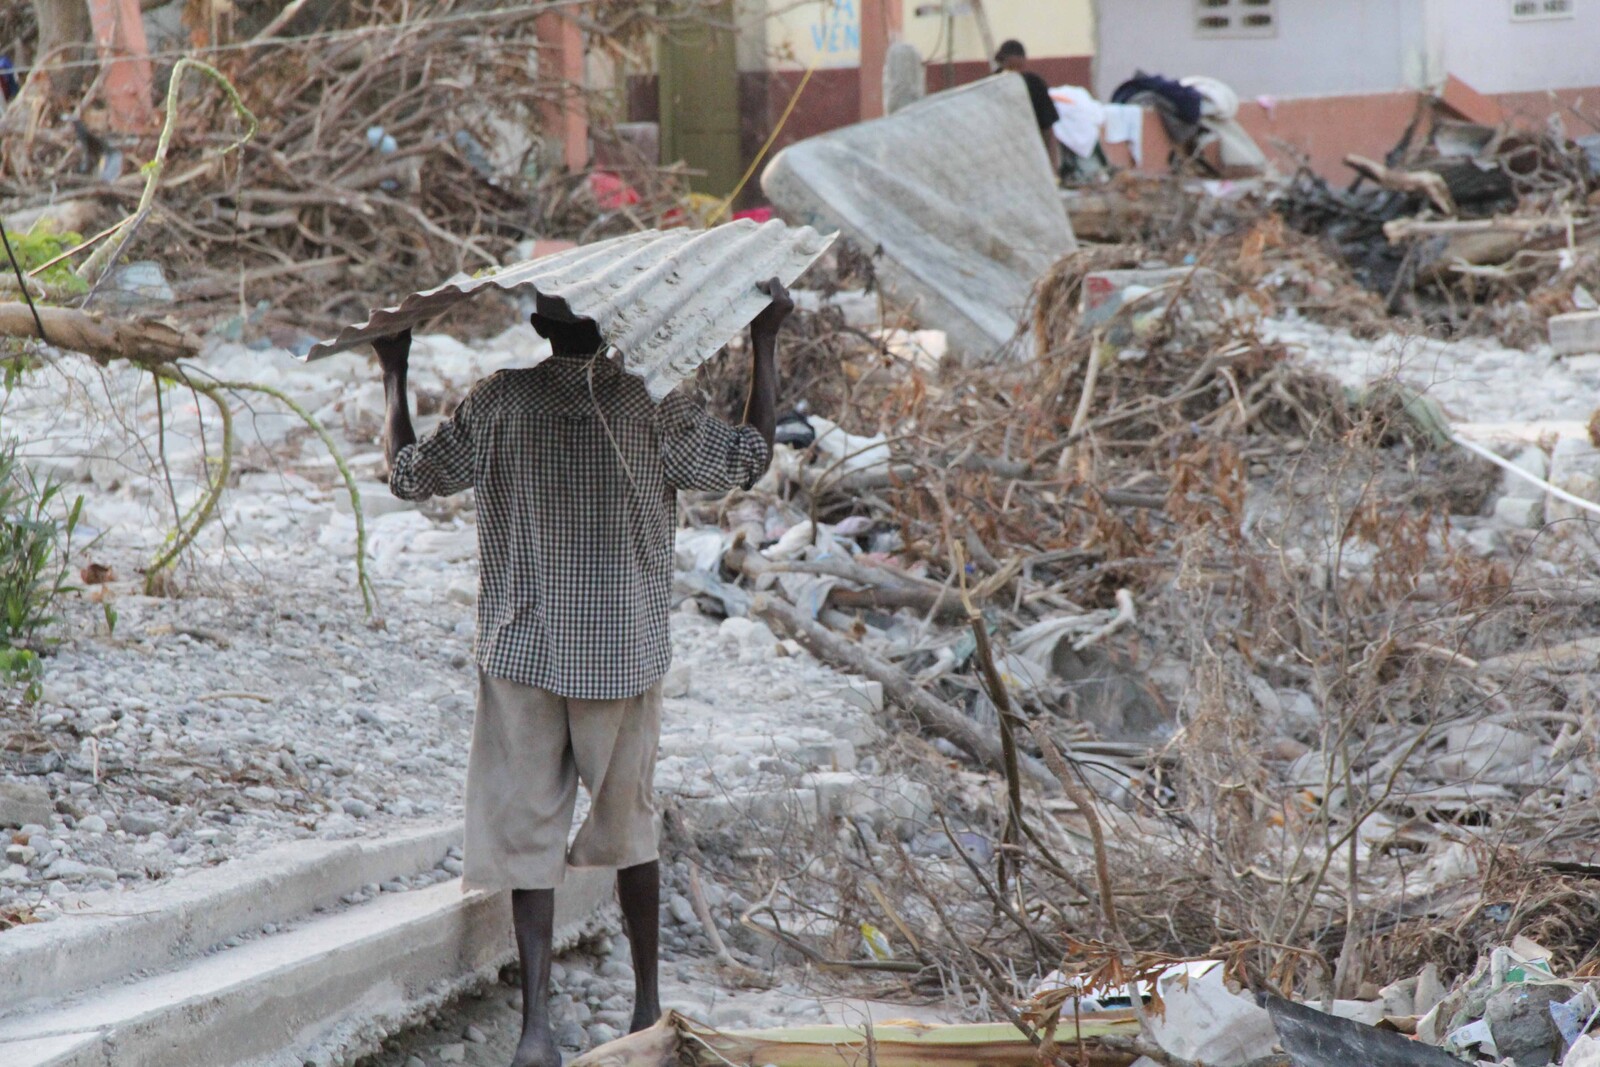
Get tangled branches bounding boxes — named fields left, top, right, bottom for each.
left=1, top=0, right=724, bottom=332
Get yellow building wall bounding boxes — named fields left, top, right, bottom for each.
left=902, top=0, right=1094, bottom=66
left=741, top=0, right=1093, bottom=72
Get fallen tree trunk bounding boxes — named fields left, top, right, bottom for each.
left=0, top=303, right=200, bottom=364
left=746, top=586, right=1059, bottom=793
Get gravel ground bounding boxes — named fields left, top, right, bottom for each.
left=1267, top=315, right=1600, bottom=432
left=0, top=329, right=908, bottom=924
left=4, top=301, right=1589, bottom=1063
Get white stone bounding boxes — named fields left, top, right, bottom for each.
left=837, top=678, right=885, bottom=714
left=1440, top=722, right=1545, bottom=783
left=661, top=663, right=691, bottom=699
left=1501, top=445, right=1549, bottom=501
left=334, top=481, right=415, bottom=518
left=718, top=617, right=756, bottom=644
left=667, top=893, right=697, bottom=926
left=48, top=859, right=90, bottom=880
left=1493, top=493, right=1546, bottom=529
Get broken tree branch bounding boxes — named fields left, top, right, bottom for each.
left=144, top=370, right=232, bottom=590
left=0, top=303, right=200, bottom=363
left=740, top=574, right=1058, bottom=793
left=208, top=377, right=377, bottom=617
left=80, top=58, right=259, bottom=290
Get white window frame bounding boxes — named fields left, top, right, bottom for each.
left=1512, top=0, right=1574, bottom=20
left=1194, top=0, right=1279, bottom=39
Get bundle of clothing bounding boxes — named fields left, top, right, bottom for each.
left=1045, top=71, right=1267, bottom=178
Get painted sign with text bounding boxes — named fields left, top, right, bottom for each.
left=773, top=0, right=863, bottom=69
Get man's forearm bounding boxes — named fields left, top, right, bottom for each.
left=743, top=329, right=778, bottom=451
left=383, top=366, right=416, bottom=468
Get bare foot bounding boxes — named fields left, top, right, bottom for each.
left=628, top=1006, right=660, bottom=1035
left=509, top=1029, right=561, bottom=1067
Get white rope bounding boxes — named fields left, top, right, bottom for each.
left=1452, top=432, right=1600, bottom=519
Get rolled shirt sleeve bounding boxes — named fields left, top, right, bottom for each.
left=389, top=391, right=477, bottom=500
left=657, top=392, right=771, bottom=493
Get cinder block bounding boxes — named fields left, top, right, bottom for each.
left=837, top=679, right=884, bottom=715
left=1549, top=311, right=1600, bottom=355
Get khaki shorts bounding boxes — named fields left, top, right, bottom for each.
left=463, top=670, right=662, bottom=891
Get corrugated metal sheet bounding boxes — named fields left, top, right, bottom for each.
left=761, top=75, right=1076, bottom=362
left=303, top=219, right=835, bottom=400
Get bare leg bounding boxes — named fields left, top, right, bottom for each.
left=510, top=888, right=561, bottom=1067
left=616, top=861, right=661, bottom=1033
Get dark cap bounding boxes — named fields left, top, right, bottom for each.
left=995, top=39, right=1026, bottom=62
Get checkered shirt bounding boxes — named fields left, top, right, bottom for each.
left=389, top=353, right=771, bottom=700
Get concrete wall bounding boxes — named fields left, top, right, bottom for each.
left=740, top=0, right=1093, bottom=72
left=901, top=0, right=1094, bottom=68
left=1094, top=0, right=1424, bottom=100
left=1095, top=0, right=1600, bottom=102
left=1421, top=0, right=1600, bottom=94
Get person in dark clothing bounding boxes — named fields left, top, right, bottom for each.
left=995, top=39, right=1061, bottom=175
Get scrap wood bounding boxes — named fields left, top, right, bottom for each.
left=684, top=863, right=768, bottom=988
left=1345, top=154, right=1456, bottom=216
left=570, top=1011, right=1142, bottom=1067
left=1381, top=216, right=1572, bottom=242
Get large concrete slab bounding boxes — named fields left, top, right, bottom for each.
left=0, top=821, right=463, bottom=1014
left=0, top=871, right=614, bottom=1067
left=762, top=75, right=1076, bottom=362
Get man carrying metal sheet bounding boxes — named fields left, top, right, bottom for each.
left=375, top=279, right=792, bottom=1067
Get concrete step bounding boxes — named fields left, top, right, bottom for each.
left=0, top=873, right=613, bottom=1067
left=1, top=820, right=464, bottom=1013
left=0, top=821, right=615, bottom=1066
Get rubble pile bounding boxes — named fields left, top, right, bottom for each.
left=0, top=0, right=710, bottom=337
left=4, top=23, right=1600, bottom=1062
left=1065, top=94, right=1600, bottom=352
left=1278, top=102, right=1600, bottom=345
left=670, top=234, right=1600, bottom=1065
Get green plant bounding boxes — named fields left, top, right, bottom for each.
left=102, top=601, right=118, bottom=638
left=0, top=225, right=90, bottom=296
left=0, top=432, right=82, bottom=701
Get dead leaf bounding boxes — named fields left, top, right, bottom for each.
left=80, top=563, right=116, bottom=585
